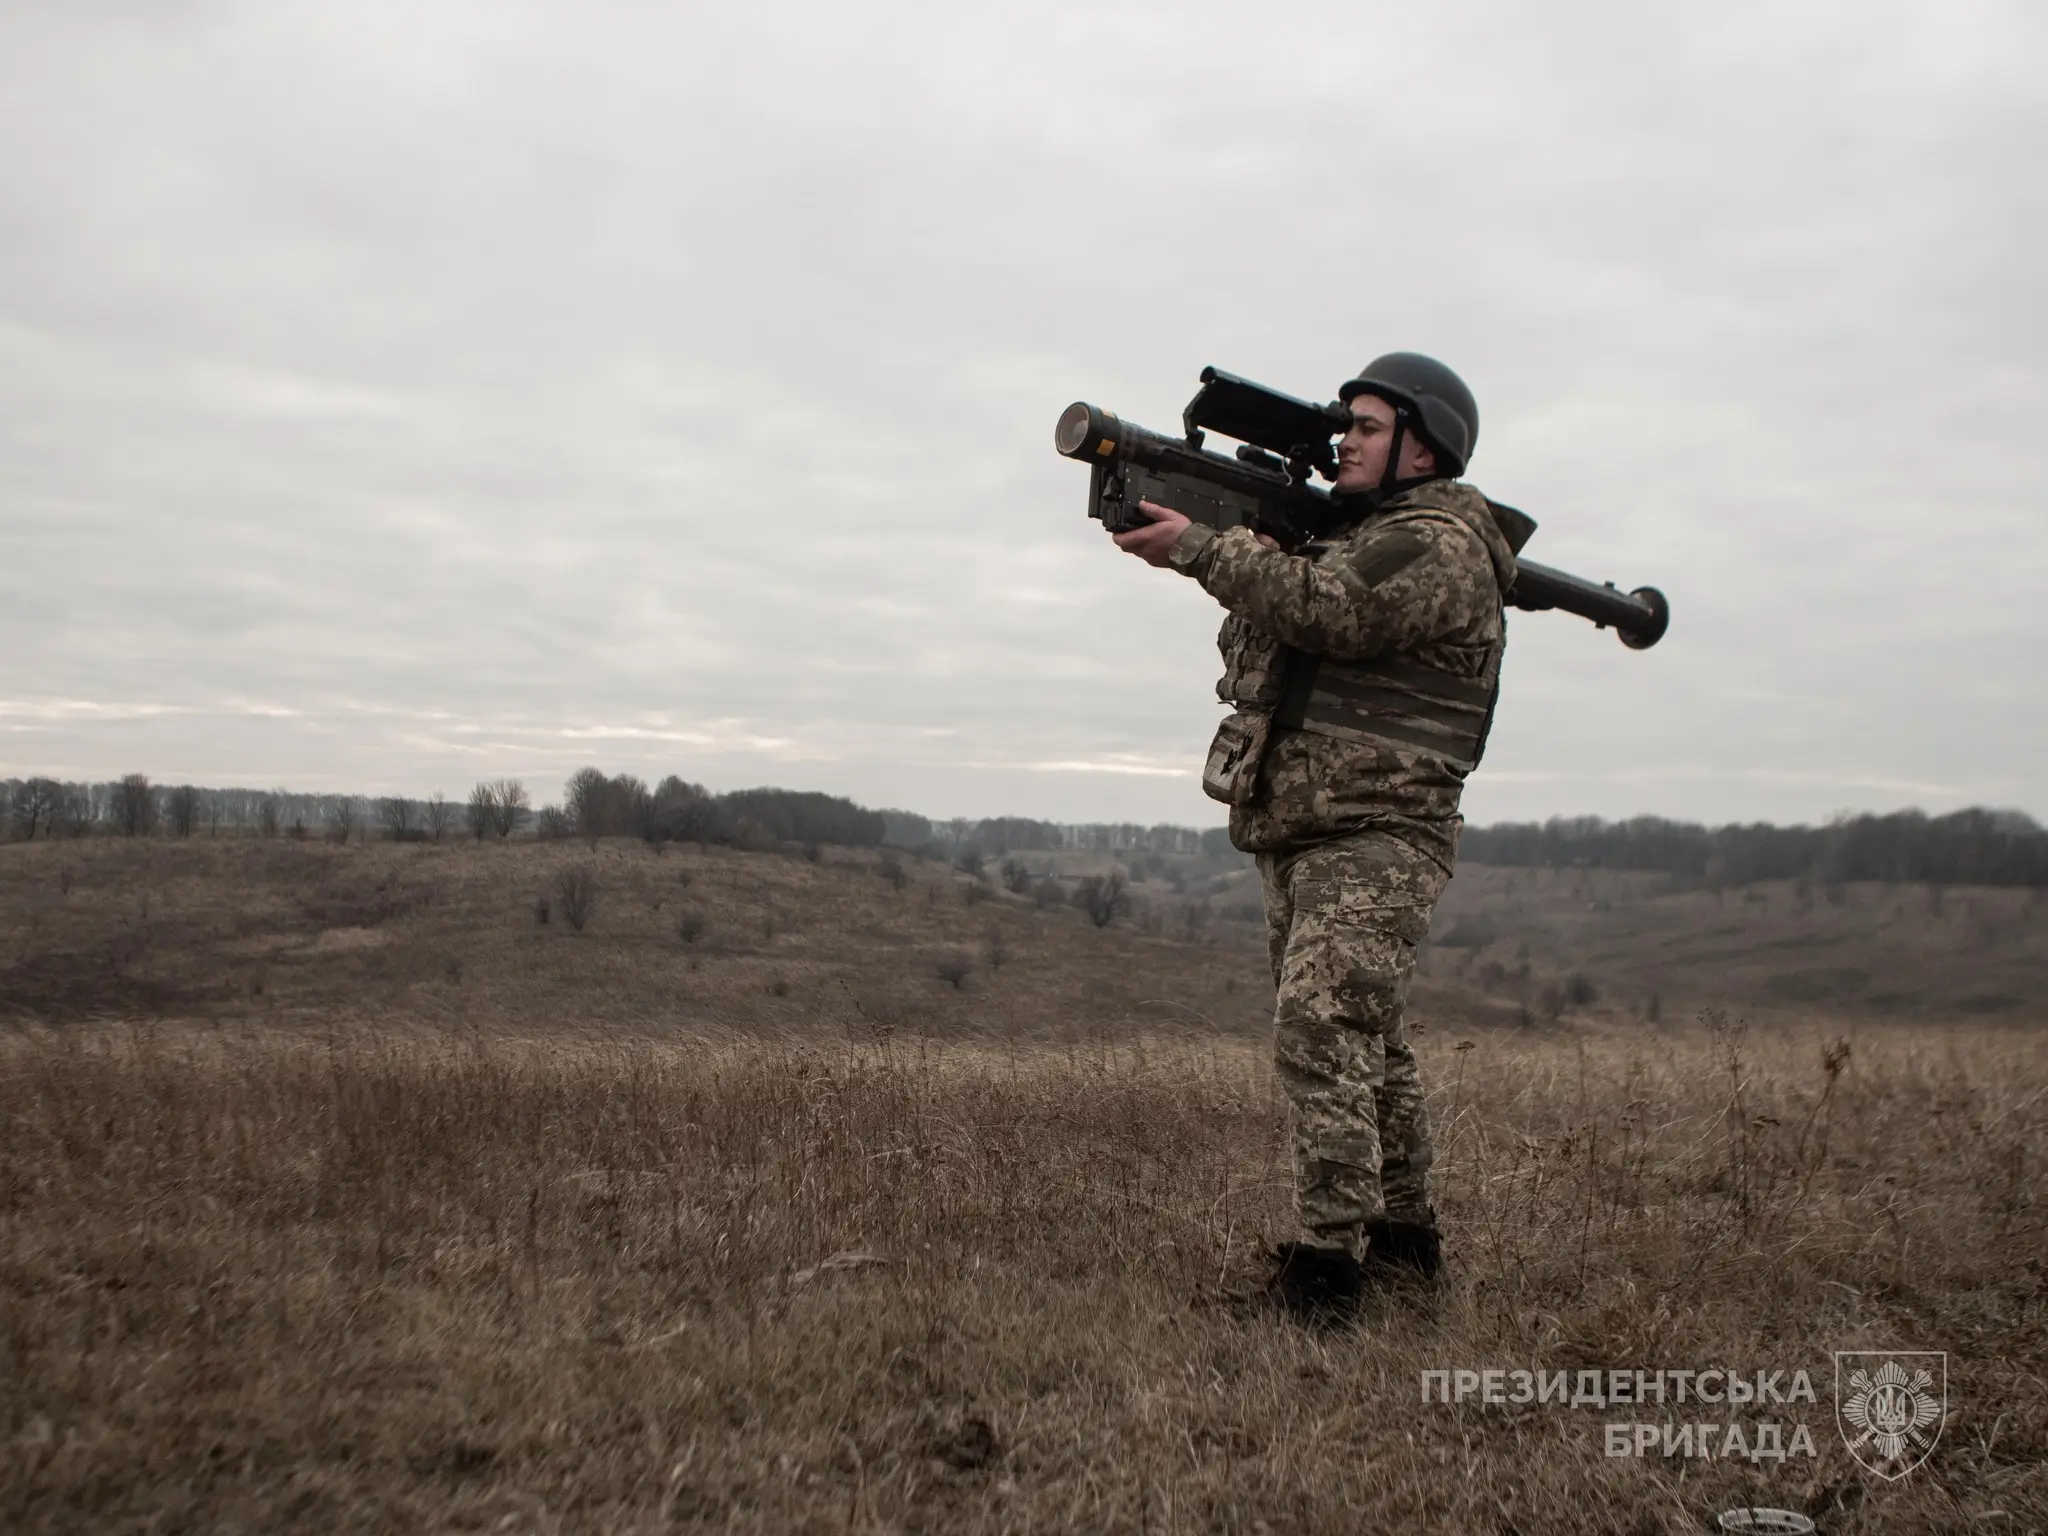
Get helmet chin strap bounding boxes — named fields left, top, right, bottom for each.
left=1379, top=409, right=1411, bottom=496
left=1329, top=399, right=1437, bottom=521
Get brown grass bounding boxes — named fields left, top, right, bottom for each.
left=2, top=838, right=2044, bottom=1531
left=3, top=1013, right=2043, bottom=1533
left=0, top=838, right=1279, bottom=1041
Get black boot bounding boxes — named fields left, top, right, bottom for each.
left=1363, top=1218, right=1443, bottom=1280
left=1265, top=1241, right=1366, bottom=1324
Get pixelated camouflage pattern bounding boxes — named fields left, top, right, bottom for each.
left=1212, top=612, right=1291, bottom=708
left=1170, top=480, right=1517, bottom=867
left=1259, top=831, right=1447, bottom=1245
left=1166, top=480, right=1514, bottom=1254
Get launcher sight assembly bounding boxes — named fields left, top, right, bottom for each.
left=1055, top=367, right=1669, bottom=650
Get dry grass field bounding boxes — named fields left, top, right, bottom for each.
left=2, top=836, right=2045, bottom=1533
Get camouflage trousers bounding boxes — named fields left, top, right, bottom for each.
left=1258, top=831, right=1448, bottom=1251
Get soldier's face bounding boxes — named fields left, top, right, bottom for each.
left=1335, top=394, right=1436, bottom=491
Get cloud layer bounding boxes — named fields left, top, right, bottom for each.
left=4, top=0, right=2043, bottom=825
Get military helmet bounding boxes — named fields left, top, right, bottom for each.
left=1338, top=352, right=1479, bottom=476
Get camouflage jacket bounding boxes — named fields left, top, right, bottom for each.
left=1166, top=480, right=1518, bottom=868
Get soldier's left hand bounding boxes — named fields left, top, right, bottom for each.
left=1114, top=501, right=1193, bottom=567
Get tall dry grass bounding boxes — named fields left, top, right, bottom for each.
left=2, top=1017, right=2043, bottom=1533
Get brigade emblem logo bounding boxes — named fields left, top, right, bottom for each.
left=1834, top=1352, right=1945, bottom=1480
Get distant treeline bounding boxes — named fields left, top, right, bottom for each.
left=552, top=770, right=886, bottom=848
left=10, top=771, right=2042, bottom=887
left=2, top=771, right=1233, bottom=863
left=880, top=811, right=1239, bottom=862
left=1461, top=808, right=2048, bottom=888
left=0, top=770, right=886, bottom=851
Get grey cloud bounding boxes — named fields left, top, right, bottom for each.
left=2, top=0, right=2042, bottom=827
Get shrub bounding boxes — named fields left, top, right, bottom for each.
left=1072, top=871, right=1128, bottom=929
left=1032, top=876, right=1065, bottom=910
left=553, top=865, right=599, bottom=934
left=676, top=911, right=708, bottom=944
left=534, top=897, right=552, bottom=926
left=879, top=853, right=908, bottom=890
left=933, top=953, right=974, bottom=990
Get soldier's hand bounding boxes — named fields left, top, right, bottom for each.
left=1113, top=501, right=1192, bottom=567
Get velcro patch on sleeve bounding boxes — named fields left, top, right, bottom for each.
left=1347, top=528, right=1432, bottom=588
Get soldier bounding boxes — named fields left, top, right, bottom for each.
left=1111, top=353, right=1514, bottom=1318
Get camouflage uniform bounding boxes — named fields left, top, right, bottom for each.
left=1168, top=481, right=1516, bottom=1253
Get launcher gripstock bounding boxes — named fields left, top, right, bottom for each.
left=1055, top=366, right=1670, bottom=650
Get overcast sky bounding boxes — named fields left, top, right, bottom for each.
left=3, top=0, right=2043, bottom=829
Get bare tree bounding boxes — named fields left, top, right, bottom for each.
left=55, top=784, right=93, bottom=839
left=466, top=783, right=495, bottom=842
left=259, top=793, right=282, bottom=839
left=115, top=774, right=156, bottom=838
left=377, top=796, right=418, bottom=841
left=204, top=791, right=227, bottom=838
left=423, top=792, right=452, bottom=843
left=564, top=766, right=609, bottom=844
left=562, top=767, right=652, bottom=845
left=328, top=796, right=361, bottom=844
left=999, top=857, right=1032, bottom=895
left=489, top=779, right=529, bottom=841
left=166, top=785, right=202, bottom=838
left=10, top=778, right=60, bottom=840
